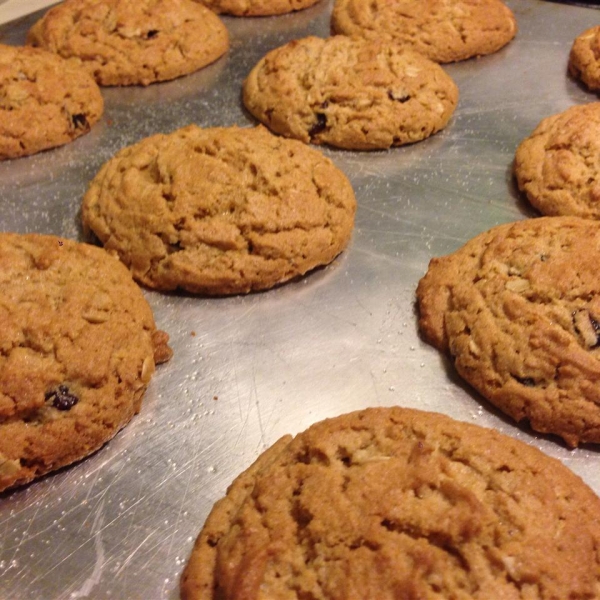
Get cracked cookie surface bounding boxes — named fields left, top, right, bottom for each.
left=331, top=0, right=517, bottom=64
left=26, top=0, right=229, bottom=86
left=0, top=233, right=172, bottom=492
left=243, top=36, right=458, bottom=150
left=0, top=43, right=103, bottom=160
left=181, top=406, right=600, bottom=599
left=569, top=26, right=600, bottom=92
left=82, top=125, right=356, bottom=295
left=417, top=217, right=600, bottom=447
left=514, top=103, right=600, bottom=219
left=198, top=0, right=321, bottom=16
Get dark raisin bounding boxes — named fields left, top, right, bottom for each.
left=572, top=309, right=600, bottom=348
left=388, top=90, right=410, bottom=103
left=590, top=317, right=600, bottom=348
left=512, top=375, right=536, bottom=387
left=71, top=113, right=89, bottom=130
left=309, top=113, right=328, bottom=138
left=45, top=385, right=79, bottom=411
left=291, top=503, right=313, bottom=529
left=168, top=241, right=182, bottom=254
left=146, top=29, right=159, bottom=39
left=381, top=518, right=399, bottom=532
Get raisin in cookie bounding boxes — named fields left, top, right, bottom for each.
left=0, top=233, right=172, bottom=492
left=0, top=43, right=103, bottom=160
left=181, top=406, right=600, bottom=599
left=243, top=36, right=458, bottom=150
left=198, top=0, right=321, bottom=16
left=27, top=0, right=229, bottom=87
left=417, top=216, right=600, bottom=447
left=331, top=0, right=517, bottom=64
left=82, top=125, right=356, bottom=295
left=514, top=103, right=600, bottom=218
left=569, top=26, right=600, bottom=92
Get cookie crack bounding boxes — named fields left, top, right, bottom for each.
left=381, top=517, right=471, bottom=567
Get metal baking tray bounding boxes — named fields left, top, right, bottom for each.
left=1, top=1, right=598, bottom=598
left=0, top=1, right=59, bottom=26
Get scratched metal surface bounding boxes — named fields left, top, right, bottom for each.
left=0, top=1, right=599, bottom=598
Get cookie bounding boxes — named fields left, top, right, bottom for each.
left=569, top=26, right=600, bottom=92
left=181, top=406, right=600, bottom=599
left=514, top=103, right=600, bottom=219
left=0, top=233, right=172, bottom=493
left=81, top=125, right=356, bottom=295
left=417, top=216, right=600, bottom=447
left=243, top=36, right=459, bottom=150
left=198, top=0, right=321, bottom=16
left=0, top=43, right=103, bottom=160
left=26, top=0, right=229, bottom=87
left=331, top=0, right=517, bottom=64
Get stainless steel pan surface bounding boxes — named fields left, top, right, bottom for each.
left=1, top=1, right=599, bottom=598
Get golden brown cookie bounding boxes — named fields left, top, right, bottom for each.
left=417, top=216, right=600, bottom=448
left=82, top=125, right=356, bottom=295
left=198, top=0, right=321, bottom=16
left=569, top=26, right=600, bottom=92
left=0, top=43, right=103, bottom=160
left=181, top=406, right=600, bottom=599
left=331, top=0, right=517, bottom=64
left=243, top=36, right=459, bottom=150
left=27, top=0, right=229, bottom=87
left=514, top=103, right=600, bottom=218
left=0, top=233, right=172, bottom=493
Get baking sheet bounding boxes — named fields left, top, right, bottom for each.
left=0, top=1, right=59, bottom=26
left=1, top=1, right=599, bottom=598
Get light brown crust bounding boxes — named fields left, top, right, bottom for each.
left=331, top=0, right=517, bottom=64
left=81, top=125, right=357, bottom=295
left=26, top=0, right=229, bottom=87
left=0, top=233, right=172, bottom=492
left=243, top=36, right=459, bottom=150
left=181, top=435, right=293, bottom=600
left=569, top=26, right=600, bottom=91
left=198, top=0, right=321, bottom=16
left=0, top=43, right=103, bottom=160
left=181, top=406, right=600, bottom=599
left=514, top=102, right=600, bottom=219
left=417, top=216, right=600, bottom=447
